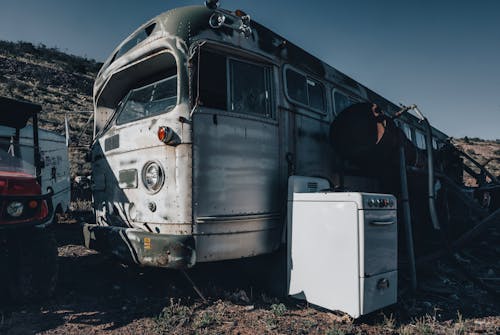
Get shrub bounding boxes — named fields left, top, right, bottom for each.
left=270, top=303, right=287, bottom=317
left=154, top=299, right=192, bottom=334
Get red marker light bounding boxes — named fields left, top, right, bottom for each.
left=158, top=126, right=167, bottom=142
left=157, top=126, right=175, bottom=144
left=235, top=9, right=247, bottom=17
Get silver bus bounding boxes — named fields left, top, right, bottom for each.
left=83, top=2, right=451, bottom=269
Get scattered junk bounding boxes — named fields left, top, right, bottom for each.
left=0, top=96, right=70, bottom=304
left=72, top=175, right=92, bottom=201
left=80, top=0, right=499, bottom=318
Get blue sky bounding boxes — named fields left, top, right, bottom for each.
left=0, top=0, right=499, bottom=139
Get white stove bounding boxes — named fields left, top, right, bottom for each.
left=287, top=176, right=398, bottom=318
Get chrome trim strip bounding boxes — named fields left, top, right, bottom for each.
left=196, top=212, right=280, bottom=224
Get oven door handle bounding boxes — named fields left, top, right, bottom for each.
left=370, top=220, right=396, bottom=226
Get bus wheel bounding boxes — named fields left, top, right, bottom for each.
left=8, top=230, right=58, bottom=304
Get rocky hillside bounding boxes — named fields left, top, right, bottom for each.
left=453, top=138, right=500, bottom=186
left=0, top=40, right=101, bottom=178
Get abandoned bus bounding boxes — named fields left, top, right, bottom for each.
left=84, top=2, right=498, bottom=273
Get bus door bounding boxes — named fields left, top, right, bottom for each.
left=191, top=49, right=281, bottom=260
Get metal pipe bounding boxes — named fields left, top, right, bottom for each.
left=399, top=143, right=417, bottom=291
left=413, top=106, right=440, bottom=230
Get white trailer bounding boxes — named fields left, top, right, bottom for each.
left=38, top=127, right=71, bottom=217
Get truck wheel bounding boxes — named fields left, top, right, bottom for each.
left=8, top=230, right=58, bottom=304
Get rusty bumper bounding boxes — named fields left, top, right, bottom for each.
left=82, top=223, right=196, bottom=269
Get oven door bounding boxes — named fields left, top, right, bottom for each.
left=359, top=209, right=397, bottom=276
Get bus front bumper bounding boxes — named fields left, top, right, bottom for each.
left=82, top=223, right=196, bottom=269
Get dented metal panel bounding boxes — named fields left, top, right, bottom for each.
left=192, top=108, right=281, bottom=260
left=192, top=110, right=280, bottom=216
left=92, top=105, right=193, bottom=230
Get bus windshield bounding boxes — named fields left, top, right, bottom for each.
left=116, top=75, right=177, bottom=125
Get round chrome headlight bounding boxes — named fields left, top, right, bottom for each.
left=142, top=161, right=164, bottom=193
left=7, top=201, right=24, bottom=217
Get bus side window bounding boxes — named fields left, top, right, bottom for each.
left=286, top=69, right=307, bottom=105
left=432, top=137, right=438, bottom=150
left=198, top=51, right=227, bottom=110
left=229, top=59, right=273, bottom=118
left=307, top=79, right=325, bottom=111
left=415, top=130, right=426, bottom=149
left=285, top=68, right=326, bottom=113
left=333, top=91, right=355, bottom=115
left=402, top=123, right=412, bottom=141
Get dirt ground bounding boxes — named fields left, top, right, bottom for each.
left=1, top=211, right=499, bottom=335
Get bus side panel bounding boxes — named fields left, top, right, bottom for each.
left=192, top=110, right=281, bottom=262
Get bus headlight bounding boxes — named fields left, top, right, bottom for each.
left=7, top=201, right=24, bottom=217
left=142, top=161, right=164, bottom=193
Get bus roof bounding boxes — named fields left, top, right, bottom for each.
left=96, top=5, right=448, bottom=139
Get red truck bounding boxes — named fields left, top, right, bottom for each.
left=0, top=97, right=57, bottom=304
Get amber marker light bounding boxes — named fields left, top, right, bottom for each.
left=28, top=200, right=38, bottom=209
left=158, top=126, right=167, bottom=142
left=158, top=126, right=174, bottom=144
left=235, top=9, right=247, bottom=17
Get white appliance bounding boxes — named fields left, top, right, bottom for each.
left=287, top=176, right=397, bottom=318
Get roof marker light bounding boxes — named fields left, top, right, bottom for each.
left=235, top=9, right=247, bottom=17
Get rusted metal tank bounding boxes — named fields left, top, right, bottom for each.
left=329, top=102, right=423, bottom=175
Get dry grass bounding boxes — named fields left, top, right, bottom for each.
left=150, top=298, right=499, bottom=335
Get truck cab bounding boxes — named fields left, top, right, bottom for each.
left=0, top=97, right=58, bottom=304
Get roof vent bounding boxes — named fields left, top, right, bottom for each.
left=307, top=182, right=318, bottom=192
